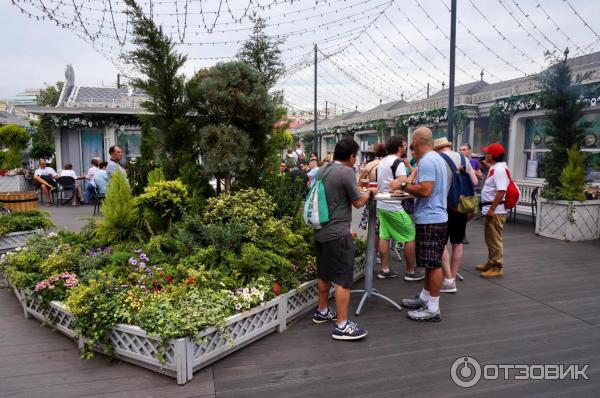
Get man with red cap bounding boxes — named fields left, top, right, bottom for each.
left=477, top=143, right=509, bottom=278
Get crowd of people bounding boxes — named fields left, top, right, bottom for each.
left=32, top=145, right=126, bottom=206
left=306, top=127, right=512, bottom=341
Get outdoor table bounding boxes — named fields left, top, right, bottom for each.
left=351, top=192, right=414, bottom=315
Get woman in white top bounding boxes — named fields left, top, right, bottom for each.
left=59, top=163, right=84, bottom=205
left=84, top=159, right=100, bottom=204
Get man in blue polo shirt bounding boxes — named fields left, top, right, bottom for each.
left=391, top=127, right=448, bottom=322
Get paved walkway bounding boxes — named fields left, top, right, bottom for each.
left=1, top=217, right=599, bottom=397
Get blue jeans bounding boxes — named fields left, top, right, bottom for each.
left=84, top=183, right=96, bottom=204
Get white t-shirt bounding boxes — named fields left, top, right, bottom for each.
left=60, top=169, right=78, bottom=179
left=86, top=166, right=98, bottom=187
left=34, top=167, right=57, bottom=178
left=481, top=162, right=509, bottom=215
left=377, top=154, right=406, bottom=212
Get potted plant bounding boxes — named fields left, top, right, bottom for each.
left=535, top=57, right=600, bottom=241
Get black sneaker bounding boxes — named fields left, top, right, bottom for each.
left=312, top=307, right=337, bottom=324
left=401, top=295, right=427, bottom=310
left=404, top=269, right=425, bottom=281
left=377, top=268, right=398, bottom=279
left=331, top=321, right=368, bottom=341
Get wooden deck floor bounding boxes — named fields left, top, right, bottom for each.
left=1, top=218, right=599, bottom=397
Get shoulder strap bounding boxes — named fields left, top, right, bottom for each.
left=391, top=158, right=402, bottom=179
left=504, top=167, right=513, bottom=182
left=459, top=154, right=467, bottom=170
left=318, top=163, right=339, bottom=182
left=439, top=152, right=458, bottom=173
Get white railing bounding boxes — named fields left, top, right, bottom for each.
left=515, top=179, right=545, bottom=204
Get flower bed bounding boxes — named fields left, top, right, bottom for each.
left=0, top=175, right=370, bottom=385
left=6, top=256, right=365, bottom=384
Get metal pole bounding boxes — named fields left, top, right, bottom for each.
left=325, top=100, right=328, bottom=119
left=313, top=44, right=318, bottom=157
left=447, top=0, right=457, bottom=143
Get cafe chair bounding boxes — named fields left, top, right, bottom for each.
left=56, top=176, right=78, bottom=207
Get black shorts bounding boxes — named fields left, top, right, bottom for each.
left=315, top=234, right=356, bottom=288
left=415, top=223, right=448, bottom=269
left=447, top=208, right=468, bottom=244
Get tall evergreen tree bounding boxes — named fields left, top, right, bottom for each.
left=538, top=56, right=591, bottom=188
left=236, top=15, right=285, bottom=90
left=123, top=0, right=198, bottom=181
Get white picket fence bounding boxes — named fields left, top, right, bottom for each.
left=5, top=256, right=366, bottom=385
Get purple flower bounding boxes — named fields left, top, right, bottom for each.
left=120, top=284, right=128, bottom=289
left=146, top=269, right=152, bottom=275
left=139, top=262, right=146, bottom=269
left=135, top=249, right=142, bottom=254
left=139, top=254, right=148, bottom=261
left=129, top=259, right=138, bottom=266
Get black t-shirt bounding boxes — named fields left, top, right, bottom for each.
left=289, top=168, right=307, bottom=186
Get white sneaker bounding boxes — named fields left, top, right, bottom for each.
left=440, top=280, right=457, bottom=293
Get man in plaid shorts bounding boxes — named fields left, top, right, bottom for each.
left=391, top=127, right=448, bottom=322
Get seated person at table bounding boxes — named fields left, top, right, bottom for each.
left=59, top=163, right=84, bottom=205
left=84, top=158, right=100, bottom=204
left=93, top=162, right=109, bottom=196
left=33, top=159, right=57, bottom=206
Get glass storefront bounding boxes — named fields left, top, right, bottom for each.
left=117, top=128, right=141, bottom=162
left=473, top=117, right=509, bottom=155
left=524, top=114, right=600, bottom=182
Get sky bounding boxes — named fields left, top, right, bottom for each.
left=1, top=0, right=599, bottom=112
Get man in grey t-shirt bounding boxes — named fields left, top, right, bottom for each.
left=312, top=138, right=372, bottom=341
left=106, top=145, right=126, bottom=181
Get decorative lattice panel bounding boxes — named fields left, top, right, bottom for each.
left=353, top=257, right=366, bottom=281
left=570, top=204, right=600, bottom=241
left=24, top=294, right=76, bottom=336
left=286, top=281, right=319, bottom=320
left=109, top=328, right=176, bottom=366
left=537, top=201, right=600, bottom=241
left=537, top=202, right=569, bottom=239
left=193, top=304, right=279, bottom=361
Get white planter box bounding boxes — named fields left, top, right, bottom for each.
left=536, top=199, right=600, bottom=241
left=7, top=257, right=367, bottom=385
left=0, top=175, right=26, bottom=192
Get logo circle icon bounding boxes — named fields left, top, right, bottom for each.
left=451, top=356, right=482, bottom=388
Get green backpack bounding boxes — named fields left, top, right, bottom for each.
left=303, top=164, right=340, bottom=229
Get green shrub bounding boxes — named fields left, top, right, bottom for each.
left=559, top=146, right=586, bottom=201
left=0, top=210, right=53, bottom=236
left=146, top=168, right=165, bottom=186
left=203, top=188, right=275, bottom=227
left=95, top=172, right=139, bottom=243
left=137, top=179, right=188, bottom=230
left=260, top=172, right=304, bottom=218
left=0, top=124, right=29, bottom=169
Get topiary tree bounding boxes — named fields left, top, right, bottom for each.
left=191, top=61, right=278, bottom=186
left=0, top=124, right=30, bottom=169
left=96, top=171, right=139, bottom=243
left=198, top=125, right=250, bottom=193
